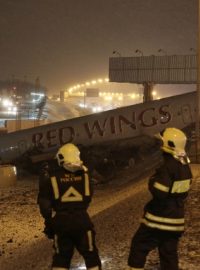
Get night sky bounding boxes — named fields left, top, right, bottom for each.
left=0, top=0, right=198, bottom=93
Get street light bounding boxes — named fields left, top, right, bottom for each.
left=112, top=50, right=121, bottom=57
left=158, top=49, right=167, bottom=55
left=190, top=47, right=196, bottom=53
left=135, top=49, right=143, bottom=56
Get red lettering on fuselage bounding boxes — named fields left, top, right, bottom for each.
left=110, top=116, right=116, bottom=134
left=32, top=132, right=43, bottom=147
left=59, top=127, right=75, bottom=144
left=139, top=108, right=158, bottom=127
left=32, top=126, right=75, bottom=149
left=84, top=119, right=108, bottom=139
left=159, top=105, right=171, bottom=124
left=47, top=129, right=57, bottom=148
left=138, top=105, right=171, bottom=127
left=31, top=104, right=172, bottom=148
left=118, top=113, right=136, bottom=132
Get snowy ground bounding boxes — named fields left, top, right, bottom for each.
left=0, top=165, right=200, bottom=270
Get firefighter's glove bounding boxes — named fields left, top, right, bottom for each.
left=43, top=219, right=54, bottom=239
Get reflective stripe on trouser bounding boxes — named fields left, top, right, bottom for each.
left=128, top=224, right=180, bottom=270
left=78, top=230, right=101, bottom=269
left=52, top=229, right=101, bottom=269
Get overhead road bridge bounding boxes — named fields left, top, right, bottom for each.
left=109, top=54, right=197, bottom=102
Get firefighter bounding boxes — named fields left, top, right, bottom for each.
left=38, top=143, right=102, bottom=270
left=127, top=127, right=193, bottom=270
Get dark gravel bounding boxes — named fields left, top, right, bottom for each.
left=0, top=165, right=199, bottom=270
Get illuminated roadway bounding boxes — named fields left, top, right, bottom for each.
left=45, top=99, right=91, bottom=123
left=45, top=100, right=81, bottom=122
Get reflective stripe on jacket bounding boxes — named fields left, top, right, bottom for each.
left=38, top=163, right=92, bottom=220
left=143, top=152, right=192, bottom=232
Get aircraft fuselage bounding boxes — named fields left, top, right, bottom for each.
left=0, top=91, right=196, bottom=165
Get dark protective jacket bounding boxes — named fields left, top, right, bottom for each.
left=141, top=152, right=192, bottom=232
left=38, top=162, right=94, bottom=232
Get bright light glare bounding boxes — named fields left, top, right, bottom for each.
left=104, top=95, right=112, bottom=101
left=3, top=110, right=17, bottom=115
left=79, top=103, right=88, bottom=108
left=2, top=99, right=13, bottom=107
left=152, top=91, right=157, bottom=96
left=31, top=92, right=44, bottom=97
left=92, top=106, right=102, bottom=113
left=67, top=76, right=109, bottom=92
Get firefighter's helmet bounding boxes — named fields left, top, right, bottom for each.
left=56, top=143, right=83, bottom=171
left=159, top=127, right=187, bottom=157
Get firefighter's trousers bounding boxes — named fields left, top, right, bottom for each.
left=128, top=224, right=182, bottom=270
left=52, top=229, right=101, bottom=270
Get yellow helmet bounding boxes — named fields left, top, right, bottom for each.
left=159, top=127, right=187, bottom=157
left=56, top=143, right=83, bottom=170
